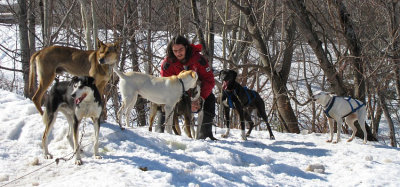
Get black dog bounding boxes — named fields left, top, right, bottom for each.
left=42, top=76, right=103, bottom=165
left=219, top=70, right=275, bottom=140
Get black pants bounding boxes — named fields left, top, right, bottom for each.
left=155, top=93, right=217, bottom=140
left=197, top=93, right=217, bottom=140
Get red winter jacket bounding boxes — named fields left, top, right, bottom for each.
left=161, top=44, right=215, bottom=99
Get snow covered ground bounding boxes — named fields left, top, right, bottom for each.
left=0, top=89, right=399, bottom=187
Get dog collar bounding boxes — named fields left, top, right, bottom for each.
left=178, top=78, right=188, bottom=97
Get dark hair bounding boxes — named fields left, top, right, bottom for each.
left=166, top=35, right=193, bottom=63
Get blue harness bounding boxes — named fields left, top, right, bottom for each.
left=324, top=96, right=365, bottom=118
left=225, top=86, right=257, bottom=109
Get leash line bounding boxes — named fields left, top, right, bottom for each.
left=0, top=160, right=56, bottom=187
left=1, top=120, right=127, bottom=187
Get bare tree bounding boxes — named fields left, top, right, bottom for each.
left=285, top=0, right=347, bottom=96
left=18, top=0, right=30, bottom=98
left=229, top=0, right=300, bottom=133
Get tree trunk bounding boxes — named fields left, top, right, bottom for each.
left=41, top=0, right=50, bottom=46
left=390, top=1, right=400, bottom=102
left=28, top=0, right=36, bottom=96
left=190, top=0, right=209, bottom=60
left=300, top=44, right=316, bottom=132
left=330, top=0, right=373, bottom=140
left=131, top=1, right=146, bottom=127
left=229, top=0, right=300, bottom=133
left=79, top=0, right=93, bottom=50
left=221, top=0, right=229, bottom=69
left=146, top=0, right=152, bottom=74
left=377, top=91, right=397, bottom=147
left=285, top=0, right=347, bottom=96
left=206, top=0, right=215, bottom=67
left=91, top=0, right=98, bottom=49
left=18, top=0, right=30, bottom=98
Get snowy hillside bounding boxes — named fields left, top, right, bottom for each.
left=0, top=89, right=399, bottom=187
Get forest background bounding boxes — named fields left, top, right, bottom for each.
left=0, top=0, right=399, bottom=147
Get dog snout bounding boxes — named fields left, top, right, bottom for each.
left=71, top=93, right=76, bottom=98
left=99, top=58, right=105, bottom=64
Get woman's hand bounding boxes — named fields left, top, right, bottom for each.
left=191, top=97, right=203, bottom=112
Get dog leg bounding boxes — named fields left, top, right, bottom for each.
left=117, top=102, right=125, bottom=128
left=359, top=108, right=368, bottom=144
left=190, top=114, right=196, bottom=138
left=124, top=102, right=135, bottom=127
left=258, top=106, right=275, bottom=140
left=345, top=115, right=357, bottom=142
left=244, top=112, right=254, bottom=137
left=221, top=106, right=230, bottom=138
left=33, top=73, right=56, bottom=115
left=72, top=118, right=82, bottom=165
left=123, top=94, right=138, bottom=127
left=42, top=110, right=57, bottom=159
left=238, top=111, right=247, bottom=141
left=327, top=118, right=335, bottom=143
left=172, top=114, right=181, bottom=135
left=148, top=103, right=158, bottom=132
left=333, top=117, right=343, bottom=144
left=183, top=113, right=192, bottom=138
left=92, top=117, right=102, bottom=159
left=164, top=105, right=174, bottom=134
left=64, top=112, right=76, bottom=150
left=241, top=130, right=247, bottom=140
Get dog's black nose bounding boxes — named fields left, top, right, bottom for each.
left=71, top=93, right=76, bottom=98
left=99, top=58, right=105, bottom=64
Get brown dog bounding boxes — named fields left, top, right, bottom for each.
left=29, top=38, right=120, bottom=115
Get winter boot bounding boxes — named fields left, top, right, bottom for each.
left=197, top=113, right=217, bottom=140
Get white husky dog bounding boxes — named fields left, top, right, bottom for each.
left=312, top=91, right=367, bottom=144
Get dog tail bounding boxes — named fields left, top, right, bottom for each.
left=112, top=66, right=128, bottom=80
left=29, top=51, right=40, bottom=94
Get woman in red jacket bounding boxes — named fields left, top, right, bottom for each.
left=159, top=35, right=217, bottom=140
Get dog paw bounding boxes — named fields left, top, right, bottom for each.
left=333, top=141, right=338, bottom=144
left=241, top=136, right=247, bottom=141
left=75, top=159, right=83, bottom=165
left=270, top=136, right=275, bottom=140
left=221, top=134, right=228, bottom=138
left=347, top=138, right=353, bottom=142
left=94, top=155, right=102, bottom=159
left=326, top=140, right=332, bottom=143
left=44, top=154, right=53, bottom=159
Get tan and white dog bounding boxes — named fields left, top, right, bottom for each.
left=312, top=91, right=367, bottom=144
left=29, top=39, right=120, bottom=115
left=113, top=67, right=198, bottom=133
left=148, top=81, right=201, bottom=138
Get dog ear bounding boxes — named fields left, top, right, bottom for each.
left=69, top=76, right=79, bottom=86
left=97, top=38, right=105, bottom=48
left=191, top=71, right=197, bottom=79
left=114, top=40, right=121, bottom=52
left=230, top=70, right=237, bottom=80
left=87, top=76, right=95, bottom=85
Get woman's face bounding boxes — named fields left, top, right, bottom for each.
left=172, top=44, right=186, bottom=61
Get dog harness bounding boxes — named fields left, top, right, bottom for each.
left=324, top=96, right=365, bottom=118
left=224, top=86, right=257, bottom=108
